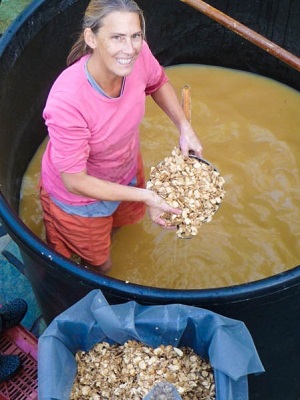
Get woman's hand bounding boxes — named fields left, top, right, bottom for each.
left=179, top=124, right=203, bottom=157
left=145, top=190, right=181, bottom=229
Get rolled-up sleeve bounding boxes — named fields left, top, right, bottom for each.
left=141, top=41, right=169, bottom=96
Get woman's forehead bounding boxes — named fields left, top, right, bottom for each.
left=101, top=11, right=141, bottom=30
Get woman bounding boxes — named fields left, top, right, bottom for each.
left=40, top=0, right=203, bottom=273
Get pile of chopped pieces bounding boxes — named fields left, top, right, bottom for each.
left=70, top=340, right=215, bottom=400
left=146, top=147, right=226, bottom=238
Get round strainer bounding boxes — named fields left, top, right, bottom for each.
left=146, top=86, right=225, bottom=239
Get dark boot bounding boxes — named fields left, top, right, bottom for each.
left=0, top=354, right=21, bottom=383
left=0, top=299, right=28, bottom=331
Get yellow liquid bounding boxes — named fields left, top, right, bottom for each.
left=19, top=65, right=300, bottom=289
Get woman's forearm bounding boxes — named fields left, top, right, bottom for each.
left=60, top=169, right=181, bottom=227
left=151, top=81, right=203, bottom=157
left=61, top=170, right=149, bottom=202
left=151, top=81, right=190, bottom=131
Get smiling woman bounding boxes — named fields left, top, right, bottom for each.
left=39, top=0, right=203, bottom=274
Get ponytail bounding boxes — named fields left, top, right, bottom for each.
left=66, top=33, right=92, bottom=67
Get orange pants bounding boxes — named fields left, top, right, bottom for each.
left=40, top=157, right=146, bottom=266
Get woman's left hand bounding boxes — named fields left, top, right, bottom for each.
left=179, top=124, right=203, bottom=158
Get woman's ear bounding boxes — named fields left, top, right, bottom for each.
left=84, top=28, right=97, bottom=49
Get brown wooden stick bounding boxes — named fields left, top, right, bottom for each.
left=181, top=0, right=300, bottom=72
left=182, top=85, right=191, bottom=123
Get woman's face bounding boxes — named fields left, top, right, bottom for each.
left=89, top=11, right=143, bottom=78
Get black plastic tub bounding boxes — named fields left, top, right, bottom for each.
left=0, top=1, right=300, bottom=399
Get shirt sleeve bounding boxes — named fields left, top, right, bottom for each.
left=141, top=41, right=169, bottom=95
left=43, top=90, right=91, bottom=173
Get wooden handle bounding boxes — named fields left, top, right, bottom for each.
left=182, top=85, right=191, bottom=123
left=181, top=0, right=300, bottom=72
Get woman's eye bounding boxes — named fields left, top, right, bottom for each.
left=112, top=35, right=122, bottom=41
left=132, top=33, right=143, bottom=41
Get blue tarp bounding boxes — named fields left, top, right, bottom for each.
left=38, top=289, right=264, bottom=400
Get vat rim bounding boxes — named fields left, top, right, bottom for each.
left=1, top=192, right=300, bottom=306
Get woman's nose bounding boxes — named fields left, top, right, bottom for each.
left=122, top=37, right=135, bottom=53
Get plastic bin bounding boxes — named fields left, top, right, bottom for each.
left=38, top=290, right=264, bottom=400
left=0, top=325, right=38, bottom=400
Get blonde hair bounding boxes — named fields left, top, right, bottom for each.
left=66, top=0, right=145, bottom=66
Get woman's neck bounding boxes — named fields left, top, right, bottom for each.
left=87, top=56, right=123, bottom=98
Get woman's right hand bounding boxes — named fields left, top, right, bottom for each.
left=145, top=190, right=181, bottom=229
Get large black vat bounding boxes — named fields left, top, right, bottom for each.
left=0, top=1, right=299, bottom=399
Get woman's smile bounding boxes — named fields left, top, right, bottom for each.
left=116, top=57, right=133, bottom=65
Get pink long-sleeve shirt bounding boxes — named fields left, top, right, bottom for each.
left=41, top=41, right=168, bottom=205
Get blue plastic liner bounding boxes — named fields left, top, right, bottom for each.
left=38, top=289, right=264, bottom=399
